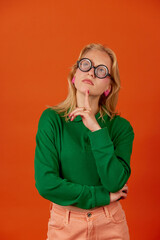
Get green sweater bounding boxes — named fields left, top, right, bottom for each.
left=34, top=108, right=134, bottom=210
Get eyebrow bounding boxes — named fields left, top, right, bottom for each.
left=88, top=58, right=108, bottom=68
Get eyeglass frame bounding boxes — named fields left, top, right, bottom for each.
left=77, top=57, right=113, bottom=80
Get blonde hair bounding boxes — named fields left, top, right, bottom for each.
left=47, top=43, right=121, bottom=122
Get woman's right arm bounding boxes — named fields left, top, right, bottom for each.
left=110, top=184, right=129, bottom=202
left=34, top=109, right=111, bottom=210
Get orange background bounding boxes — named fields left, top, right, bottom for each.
left=1, top=0, right=160, bottom=239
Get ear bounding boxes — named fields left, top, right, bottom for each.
left=106, top=84, right=112, bottom=93
left=108, top=84, right=112, bottom=92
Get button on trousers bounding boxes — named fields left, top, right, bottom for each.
left=46, top=200, right=130, bottom=240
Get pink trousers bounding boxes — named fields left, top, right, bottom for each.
left=46, top=200, right=130, bottom=240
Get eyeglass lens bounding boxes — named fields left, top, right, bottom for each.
left=79, top=59, right=108, bottom=78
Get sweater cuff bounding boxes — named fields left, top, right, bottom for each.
left=94, top=185, right=110, bottom=206
left=88, top=127, right=113, bottom=149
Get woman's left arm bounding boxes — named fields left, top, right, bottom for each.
left=88, top=122, right=135, bottom=193
left=69, top=90, right=135, bottom=193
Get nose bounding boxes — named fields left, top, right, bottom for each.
left=88, top=67, right=95, bottom=78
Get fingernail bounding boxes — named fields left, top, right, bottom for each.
left=70, top=116, right=74, bottom=121
left=88, top=90, right=89, bottom=94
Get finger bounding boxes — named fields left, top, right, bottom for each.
left=69, top=107, right=86, bottom=117
left=122, top=184, right=128, bottom=190
left=70, top=112, right=86, bottom=121
left=122, top=192, right=128, bottom=198
left=122, top=185, right=128, bottom=193
left=70, top=109, right=91, bottom=121
left=122, top=189, right=128, bottom=193
left=84, top=90, right=91, bottom=110
left=122, top=186, right=128, bottom=192
left=120, top=194, right=127, bottom=200
left=121, top=187, right=128, bottom=194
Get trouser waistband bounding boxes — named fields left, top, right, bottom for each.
left=49, top=201, right=120, bottom=224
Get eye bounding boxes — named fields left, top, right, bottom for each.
left=83, top=62, right=89, bottom=67
left=99, top=68, right=105, bottom=72
left=80, top=59, right=90, bottom=70
left=96, top=66, right=107, bottom=77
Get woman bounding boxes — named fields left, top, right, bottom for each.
left=34, top=43, right=135, bottom=240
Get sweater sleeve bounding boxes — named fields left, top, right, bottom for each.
left=88, top=119, right=135, bottom=193
left=34, top=109, right=110, bottom=210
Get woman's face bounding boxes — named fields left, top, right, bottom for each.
left=74, top=49, right=112, bottom=96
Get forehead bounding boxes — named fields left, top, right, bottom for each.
left=82, top=49, right=112, bottom=69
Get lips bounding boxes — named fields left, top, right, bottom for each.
left=82, top=79, right=94, bottom=85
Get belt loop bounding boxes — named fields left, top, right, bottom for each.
left=103, top=205, right=111, bottom=218
left=65, top=209, right=70, bottom=224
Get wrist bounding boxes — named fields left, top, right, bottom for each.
left=91, top=125, right=101, bottom=132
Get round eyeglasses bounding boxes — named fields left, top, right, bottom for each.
left=77, top=58, right=112, bottom=79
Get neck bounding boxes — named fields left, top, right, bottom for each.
left=76, top=90, right=100, bottom=115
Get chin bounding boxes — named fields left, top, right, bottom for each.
left=80, top=87, right=90, bottom=94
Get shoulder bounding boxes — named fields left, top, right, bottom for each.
left=39, top=107, right=60, bottom=120
left=113, top=115, right=133, bottom=128
left=110, top=115, right=135, bottom=138
left=37, top=107, right=62, bottom=130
